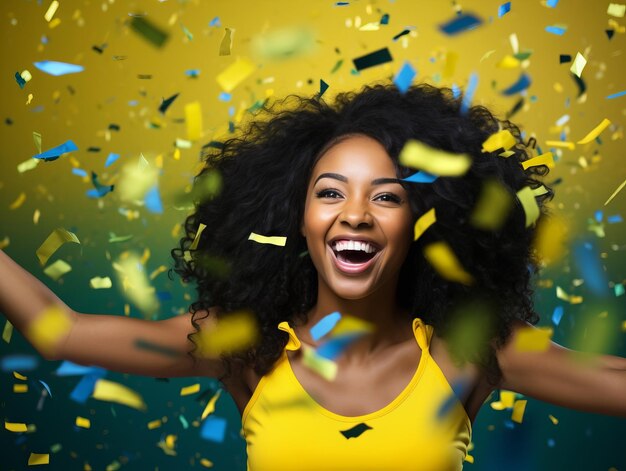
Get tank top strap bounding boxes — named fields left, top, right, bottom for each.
left=412, top=317, right=433, bottom=352
left=277, top=321, right=301, bottom=351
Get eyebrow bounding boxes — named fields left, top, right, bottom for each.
left=313, top=172, right=403, bottom=186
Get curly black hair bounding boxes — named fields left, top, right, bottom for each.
left=169, top=81, right=554, bottom=387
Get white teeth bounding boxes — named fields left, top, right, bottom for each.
left=331, top=240, right=377, bottom=254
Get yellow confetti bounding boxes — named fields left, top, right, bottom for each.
left=180, top=383, right=200, bottom=396
left=48, top=17, right=61, bottom=28
left=328, top=314, right=375, bottom=337
left=185, top=101, right=203, bottom=141
left=194, top=310, right=259, bottom=358
left=443, top=51, right=458, bottom=77
left=496, top=55, right=520, bottom=68
left=3, top=320, right=14, bottom=344
left=89, top=276, right=112, bottom=289
left=556, top=286, right=583, bottom=304
left=532, top=214, right=568, bottom=266
left=92, top=378, right=147, bottom=411
left=577, top=118, right=611, bottom=144
left=5, top=421, right=28, bottom=432
left=513, top=326, right=553, bottom=352
left=399, top=140, right=472, bottom=176
left=548, top=414, right=559, bottom=425
left=423, top=242, right=474, bottom=285
left=511, top=399, right=527, bottom=423
left=13, top=371, right=27, bottom=380
left=36, top=228, right=80, bottom=266
left=75, top=416, right=91, bottom=429
left=413, top=208, right=436, bottom=241
left=14, top=383, right=28, bottom=393
left=301, top=344, right=338, bottom=381
left=470, top=179, right=513, bottom=230
left=28, top=453, right=50, bottom=466
left=604, top=177, right=626, bottom=206
left=570, top=52, right=587, bottom=78
left=9, top=192, right=26, bottom=210
left=521, top=152, right=555, bottom=170
left=201, top=388, right=223, bottom=420
left=25, top=304, right=74, bottom=358
left=43, top=259, right=72, bottom=281
left=219, top=27, right=234, bottom=56
left=516, top=186, right=540, bottom=228
left=481, top=130, right=517, bottom=153
left=607, top=3, right=625, bottom=17
left=113, top=252, right=159, bottom=318
left=148, top=265, right=167, bottom=280
left=44, top=1, right=59, bottom=22
left=216, top=57, right=256, bottom=92
left=200, top=458, right=214, bottom=468
left=545, top=140, right=575, bottom=150
left=26, top=93, right=34, bottom=105
left=116, top=158, right=159, bottom=204
left=500, top=390, right=516, bottom=408
left=147, top=419, right=162, bottom=430
left=479, top=50, right=495, bottom=63
left=248, top=232, right=287, bottom=246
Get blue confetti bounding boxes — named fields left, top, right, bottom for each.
left=38, top=379, right=52, bottom=397
left=55, top=361, right=107, bottom=376
left=545, top=25, right=566, bottom=35
left=460, top=72, right=478, bottom=115
left=607, top=214, right=622, bottom=223
left=310, top=311, right=342, bottom=341
left=316, top=333, right=363, bottom=360
left=573, top=241, right=609, bottom=296
left=33, top=140, right=78, bottom=161
left=105, top=152, right=120, bottom=168
left=144, top=185, right=163, bottom=214
left=615, top=284, right=625, bottom=297
left=437, top=377, right=472, bottom=419
left=547, top=438, right=556, bottom=447
left=606, top=90, right=626, bottom=99
left=498, top=2, right=511, bottom=18
left=439, top=13, right=483, bottom=36
left=1, top=354, right=39, bottom=372
left=218, top=92, right=232, bottom=102
left=200, top=415, right=227, bottom=442
left=552, top=306, right=564, bottom=326
left=451, top=83, right=461, bottom=99
left=501, top=73, right=531, bottom=95
left=546, top=0, right=559, bottom=7
left=209, top=16, right=221, bottom=27
left=72, top=168, right=88, bottom=177
left=33, top=60, right=84, bottom=76
left=185, top=69, right=200, bottom=77
left=393, top=61, right=417, bottom=94
left=594, top=210, right=603, bottom=223
left=70, top=371, right=107, bottom=404
left=15, top=72, right=26, bottom=89
left=403, top=171, right=438, bottom=183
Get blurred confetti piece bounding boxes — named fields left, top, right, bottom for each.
left=511, top=399, right=527, bottom=423
left=113, top=252, right=160, bottom=317
left=570, top=52, right=587, bottom=78
left=310, top=312, right=342, bottom=341
left=144, top=185, right=163, bottom=214
left=28, top=453, right=49, bottom=465
left=438, top=12, right=482, bottom=35
left=501, top=73, right=531, bottom=95
left=250, top=25, right=315, bottom=61
left=248, top=232, right=287, bottom=246
left=552, top=306, right=564, bottom=325
left=607, top=3, right=625, bottom=17
left=201, top=388, right=223, bottom=420
left=1, top=354, right=38, bottom=372
left=25, top=304, right=74, bottom=358
left=481, top=130, right=516, bottom=152
left=460, top=72, right=478, bottom=114
left=577, top=118, right=611, bottom=144
left=532, top=214, right=568, bottom=266
left=399, top=140, right=472, bottom=176
left=219, top=27, right=234, bottom=55
left=17, top=157, right=40, bottom=174
left=545, top=140, right=575, bottom=150
left=393, top=61, right=416, bottom=93
left=500, top=390, right=516, bottom=408
left=14, top=383, right=28, bottom=393
left=70, top=372, right=107, bottom=404
left=301, top=344, right=338, bottom=381
left=33, top=131, right=42, bottom=154
left=516, top=186, right=540, bottom=227
left=514, top=326, right=553, bottom=352
left=194, top=310, right=258, bottom=358
left=352, top=47, right=393, bottom=71
left=424, top=242, right=474, bottom=285
left=38, top=380, right=52, bottom=397
left=92, top=378, right=147, bottom=410
left=216, top=57, right=256, bottom=92
left=200, top=415, right=227, bottom=442
left=604, top=177, right=626, bottom=206
left=413, top=207, right=436, bottom=241
left=147, top=419, right=162, bottom=430
left=105, top=152, right=120, bottom=167
left=548, top=414, right=559, bottom=424
left=572, top=241, right=609, bottom=296
left=498, top=2, right=511, bottom=17
left=545, top=25, right=567, bottom=35
left=556, top=286, right=583, bottom=304
left=33, top=61, right=84, bottom=76
left=330, top=314, right=375, bottom=337
left=185, top=101, right=203, bottom=140
left=496, top=55, right=520, bottom=68
left=36, top=227, right=80, bottom=266
left=521, top=152, right=555, bottom=170
left=403, top=171, right=438, bottom=183
left=180, top=383, right=200, bottom=396
left=33, top=140, right=78, bottom=162
left=116, top=157, right=159, bottom=203
left=44, top=1, right=59, bottom=22
left=5, top=421, right=28, bottom=432
left=129, top=16, right=169, bottom=48
left=470, top=179, right=513, bottom=230
left=316, top=332, right=364, bottom=360
left=55, top=360, right=104, bottom=376
left=89, top=276, right=112, bottom=289
left=43, top=259, right=72, bottom=281
left=3, top=320, right=13, bottom=343
left=606, top=90, right=626, bottom=99
left=75, top=416, right=91, bottom=429
left=14, top=371, right=27, bottom=380
left=9, top=192, right=26, bottom=210
left=158, top=93, right=179, bottom=114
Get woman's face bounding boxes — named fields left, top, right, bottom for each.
left=302, top=134, right=414, bottom=300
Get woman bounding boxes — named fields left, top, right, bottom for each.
left=1, top=82, right=625, bottom=470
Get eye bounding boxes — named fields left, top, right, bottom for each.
left=374, top=193, right=402, bottom=204
left=316, top=189, right=343, bottom=199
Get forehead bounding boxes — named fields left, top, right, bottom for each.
left=312, top=135, right=396, bottom=176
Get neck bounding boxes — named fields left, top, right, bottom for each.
left=302, top=274, right=411, bottom=356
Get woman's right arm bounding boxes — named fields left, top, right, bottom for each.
left=0, top=249, right=225, bottom=379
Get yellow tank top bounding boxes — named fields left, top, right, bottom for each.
left=242, top=317, right=472, bottom=471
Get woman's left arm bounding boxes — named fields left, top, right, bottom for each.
left=496, top=320, right=626, bottom=418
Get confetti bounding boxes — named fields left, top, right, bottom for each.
left=1, top=354, right=39, bottom=372
left=514, top=326, right=553, bottom=352
left=248, top=232, right=287, bottom=246
left=33, top=140, right=78, bottom=162
left=516, top=186, right=540, bottom=227
left=393, top=61, right=416, bottom=93
left=33, top=61, right=84, bottom=76
left=423, top=242, right=474, bottom=285
left=5, top=421, right=28, bottom=432
left=501, top=73, right=531, bottom=95
left=92, top=378, right=147, bottom=410
left=576, top=118, right=611, bottom=144
left=470, top=179, right=514, bottom=230
left=200, top=415, right=227, bottom=442
left=216, top=57, right=256, bottom=92
left=606, top=90, right=626, bottom=99
left=129, top=16, right=169, bottom=48
left=604, top=177, right=626, bottom=206
left=25, top=304, right=74, bottom=358
left=511, top=399, right=527, bottom=423
left=498, top=2, right=511, bottom=18
left=413, top=208, right=436, bottom=241
left=481, top=130, right=517, bottom=152
left=545, top=25, right=567, bottom=35
left=607, top=3, right=626, bottom=17
left=460, top=72, right=478, bottom=114
left=403, top=171, right=438, bottom=183
left=89, top=276, right=112, bottom=289
left=219, top=27, right=234, bottom=56
left=569, top=52, right=587, bottom=78
left=352, top=47, right=393, bottom=71
left=43, top=259, right=72, bottom=281
left=301, top=343, right=338, bottom=380
left=201, top=388, right=223, bottom=420
left=180, top=383, right=200, bottom=396
left=521, top=152, right=555, bottom=170
left=185, top=101, right=203, bottom=140
left=36, top=227, right=80, bottom=266
left=28, top=453, right=50, bottom=466
left=399, top=140, right=472, bottom=176
left=194, top=310, right=258, bottom=358
left=158, top=93, right=179, bottom=114
left=439, top=13, right=483, bottom=35
left=75, top=416, right=91, bottom=428
left=310, top=311, right=342, bottom=341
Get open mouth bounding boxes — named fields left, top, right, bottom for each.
left=328, top=240, right=381, bottom=274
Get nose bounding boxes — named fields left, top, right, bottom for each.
left=339, top=198, right=373, bottom=229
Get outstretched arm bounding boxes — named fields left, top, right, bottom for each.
left=0, top=249, right=225, bottom=379
left=496, top=320, right=626, bottom=417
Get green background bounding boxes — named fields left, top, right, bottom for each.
left=1, top=0, right=625, bottom=469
